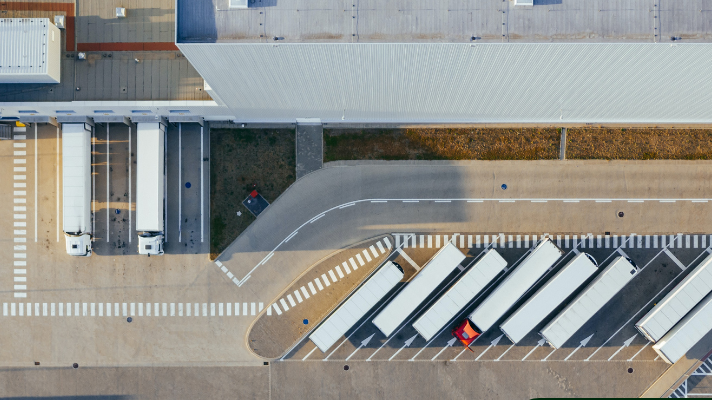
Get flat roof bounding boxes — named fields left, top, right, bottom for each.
left=178, top=0, right=712, bottom=44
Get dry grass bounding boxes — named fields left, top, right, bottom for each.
left=567, top=128, right=712, bottom=160
left=210, top=128, right=295, bottom=259
left=324, top=128, right=560, bottom=161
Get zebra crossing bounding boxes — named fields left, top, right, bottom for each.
left=2, top=301, right=264, bottom=317
left=669, top=354, right=712, bottom=398
left=394, top=233, right=709, bottom=251
left=267, top=237, right=392, bottom=316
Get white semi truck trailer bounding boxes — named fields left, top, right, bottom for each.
left=62, top=123, right=93, bottom=256
left=136, top=122, right=166, bottom=255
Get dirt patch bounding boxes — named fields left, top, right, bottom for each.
left=210, top=128, right=295, bottom=259
left=567, top=128, right=712, bottom=160
left=324, top=128, right=560, bottom=161
left=248, top=236, right=394, bottom=359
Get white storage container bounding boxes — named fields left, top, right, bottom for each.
left=0, top=18, right=61, bottom=83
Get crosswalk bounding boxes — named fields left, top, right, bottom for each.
left=11, top=127, right=28, bottom=298
left=394, top=233, right=709, bottom=251
left=669, top=355, right=712, bottom=398
left=268, top=238, right=392, bottom=316
left=2, top=302, right=264, bottom=317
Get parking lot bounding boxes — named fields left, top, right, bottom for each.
left=284, top=232, right=710, bottom=367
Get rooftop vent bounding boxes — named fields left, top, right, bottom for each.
left=116, top=7, right=127, bottom=18
left=229, top=0, right=248, bottom=9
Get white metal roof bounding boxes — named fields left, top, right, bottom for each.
left=636, top=252, right=712, bottom=343
left=136, top=122, right=165, bottom=232
left=653, top=292, right=712, bottom=364
left=500, top=252, right=598, bottom=344
left=372, top=242, right=466, bottom=337
left=310, top=261, right=404, bottom=353
left=0, top=18, right=61, bottom=83
left=413, top=249, right=507, bottom=341
left=541, top=256, right=638, bottom=349
left=469, top=239, right=563, bottom=333
left=61, top=123, right=92, bottom=234
left=179, top=43, right=712, bottom=124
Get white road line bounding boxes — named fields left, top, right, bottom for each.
left=396, top=248, right=420, bottom=271
left=308, top=282, right=317, bottom=294
left=56, top=125, right=59, bottom=242
left=302, top=346, right=318, bottom=361
left=34, top=124, right=37, bottom=242
left=106, top=123, right=110, bottom=242
left=627, top=341, right=650, bottom=361
left=335, top=265, right=344, bottom=278
left=495, top=344, right=515, bottom=361
left=294, top=290, right=303, bottom=303
left=301, top=286, right=310, bottom=299
left=315, top=278, right=324, bottom=291
left=178, top=123, right=182, bottom=242
left=342, top=261, right=351, bottom=274
left=200, top=126, right=204, bottom=243
left=92, top=125, right=96, bottom=238
left=287, top=295, right=296, bottom=307
left=664, top=248, right=686, bottom=270
left=164, top=126, right=168, bottom=242
left=129, top=126, right=132, bottom=243
left=541, top=348, right=557, bottom=361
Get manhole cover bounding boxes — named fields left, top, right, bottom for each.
left=627, top=368, right=634, bottom=374
left=618, top=211, right=625, bottom=218
left=127, top=317, right=132, bottom=323
left=344, top=365, right=350, bottom=371
left=501, top=184, right=507, bottom=190
left=115, top=209, right=120, bottom=214
left=303, top=319, right=309, bottom=325
left=185, top=182, right=191, bottom=188
left=72, top=363, right=78, bottom=369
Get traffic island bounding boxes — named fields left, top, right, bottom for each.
left=247, top=235, right=396, bottom=359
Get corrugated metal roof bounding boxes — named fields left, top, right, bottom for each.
left=0, top=18, right=60, bottom=83
left=136, top=122, right=165, bottom=232
left=500, top=252, right=598, bottom=344
left=372, top=242, right=466, bottom=337
left=653, top=292, right=712, bottom=364
left=469, top=239, right=563, bottom=333
left=310, top=261, right=404, bottom=353
left=413, top=249, right=506, bottom=341
left=636, top=252, right=712, bottom=343
left=541, top=256, right=638, bottom=349
left=62, top=123, right=92, bottom=234
left=178, top=43, right=712, bottom=124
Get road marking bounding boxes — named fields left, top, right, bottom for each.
left=345, top=333, right=375, bottom=361
left=664, top=248, right=686, bottom=270
left=279, top=299, right=289, bottom=311
left=607, top=334, right=637, bottom=361
left=522, top=339, right=546, bottom=361
left=56, top=125, right=59, bottom=243
left=396, top=248, right=420, bottom=271
left=388, top=334, right=418, bottom=361
left=342, top=261, right=351, bottom=274
left=314, top=279, right=324, bottom=291
left=308, top=282, right=317, bottom=294
left=34, top=124, right=37, bottom=242
left=273, top=303, right=282, bottom=315
left=362, top=249, right=372, bottom=262
left=402, top=200, right=419, bottom=203
left=338, top=203, right=355, bottom=209
left=335, top=266, right=344, bottom=278
left=475, top=335, right=503, bottom=361
left=200, top=126, right=204, bottom=242
left=495, top=344, right=515, bottom=361
left=286, top=295, right=296, bottom=307
left=294, top=290, right=303, bottom=303
left=377, top=241, right=386, bottom=254
left=129, top=126, right=132, bottom=243
left=627, top=341, right=650, bottom=361
left=370, top=245, right=379, bottom=258
left=302, top=346, right=318, bottom=361
left=178, top=123, right=182, bottom=242
left=106, top=123, right=110, bottom=243
left=328, top=270, right=338, bottom=282
left=321, top=274, right=331, bottom=287
left=541, top=348, right=557, bottom=361
left=356, top=254, right=365, bottom=266
left=92, top=124, right=96, bottom=239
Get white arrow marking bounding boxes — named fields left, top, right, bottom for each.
left=430, top=337, right=457, bottom=361
left=495, top=343, right=515, bottom=361
left=565, top=334, right=593, bottom=361
left=607, top=334, right=637, bottom=361
left=345, top=333, right=375, bottom=361
left=475, top=334, right=503, bottom=361
left=388, top=334, right=418, bottom=361
left=541, top=348, right=557, bottom=362
left=627, top=341, right=650, bottom=362
left=302, top=346, right=318, bottom=361
left=523, top=339, right=546, bottom=361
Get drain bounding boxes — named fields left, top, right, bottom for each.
left=627, top=368, right=634, bottom=374
left=501, top=184, right=508, bottom=190
left=618, top=211, right=625, bottom=218
left=344, top=365, right=350, bottom=371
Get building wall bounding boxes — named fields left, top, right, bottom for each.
left=177, top=43, right=712, bottom=124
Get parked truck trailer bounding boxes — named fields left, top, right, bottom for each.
left=136, top=122, right=166, bottom=255
left=62, top=122, right=93, bottom=256
left=412, top=249, right=507, bottom=341
left=636, top=252, right=712, bottom=343
left=500, top=252, right=598, bottom=344
left=540, top=256, right=638, bottom=349
left=372, top=242, right=466, bottom=337
left=653, top=291, right=712, bottom=364
left=468, top=239, right=563, bottom=333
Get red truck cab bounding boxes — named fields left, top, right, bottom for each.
left=452, top=319, right=481, bottom=347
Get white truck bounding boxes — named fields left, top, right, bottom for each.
left=636, top=252, right=712, bottom=343
left=62, top=123, right=93, bottom=256
left=653, top=291, right=712, bottom=364
left=310, top=261, right=404, bottom=352
left=540, top=256, right=638, bottom=349
left=468, top=239, right=563, bottom=333
left=413, top=249, right=507, bottom=341
left=500, top=252, right=598, bottom=344
left=372, top=242, right=466, bottom=337
left=136, top=122, right=166, bottom=255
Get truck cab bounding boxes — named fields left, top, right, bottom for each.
left=65, top=233, right=92, bottom=256
left=138, top=233, right=164, bottom=255
left=452, top=319, right=481, bottom=348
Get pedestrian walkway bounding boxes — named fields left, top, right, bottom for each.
left=295, top=120, right=323, bottom=179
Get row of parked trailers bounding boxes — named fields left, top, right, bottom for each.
left=310, top=237, right=712, bottom=365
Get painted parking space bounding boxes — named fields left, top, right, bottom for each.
left=281, top=232, right=712, bottom=366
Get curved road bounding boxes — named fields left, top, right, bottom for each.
left=217, top=160, right=712, bottom=361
